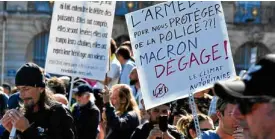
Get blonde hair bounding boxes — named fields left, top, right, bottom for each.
left=176, top=115, right=192, bottom=135
left=111, top=84, right=141, bottom=119
left=185, top=114, right=212, bottom=139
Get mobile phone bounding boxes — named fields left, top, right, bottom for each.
left=159, top=115, right=168, bottom=132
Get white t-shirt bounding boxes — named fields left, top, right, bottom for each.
left=107, top=57, right=122, bottom=88
left=119, top=60, right=135, bottom=85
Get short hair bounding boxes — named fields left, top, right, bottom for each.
left=2, top=83, right=11, bottom=92
left=121, top=41, right=132, bottom=51
left=216, top=97, right=230, bottom=115
left=47, top=77, right=66, bottom=95
left=116, top=46, right=134, bottom=61
left=186, top=114, right=211, bottom=138
left=110, top=38, right=117, bottom=54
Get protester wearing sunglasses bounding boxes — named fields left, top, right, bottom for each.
left=185, top=114, right=215, bottom=139
left=214, top=54, right=275, bottom=139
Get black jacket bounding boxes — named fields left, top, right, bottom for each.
left=72, top=101, right=100, bottom=139
left=131, top=121, right=185, bottom=139
left=0, top=93, right=8, bottom=118
left=105, top=102, right=140, bottom=139
left=3, top=103, right=76, bottom=139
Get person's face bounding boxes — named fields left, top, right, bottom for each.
left=116, top=54, right=124, bottom=64
left=3, top=88, right=10, bottom=95
left=243, top=103, right=275, bottom=139
left=236, top=97, right=275, bottom=139
left=232, top=105, right=249, bottom=131
left=17, top=86, right=43, bottom=108
left=110, top=89, right=121, bottom=110
left=218, top=103, right=238, bottom=135
left=149, top=105, right=170, bottom=124
left=129, top=69, right=138, bottom=85
left=75, top=93, right=89, bottom=106
left=200, top=118, right=215, bottom=130
left=232, top=105, right=253, bottom=138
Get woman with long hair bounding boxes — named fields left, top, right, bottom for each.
left=102, top=84, right=140, bottom=139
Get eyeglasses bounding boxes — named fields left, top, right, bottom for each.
left=238, top=96, right=274, bottom=115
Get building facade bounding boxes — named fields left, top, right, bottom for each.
left=0, top=1, right=274, bottom=85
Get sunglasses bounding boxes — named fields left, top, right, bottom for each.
left=238, top=96, right=274, bottom=115
left=201, top=128, right=215, bottom=132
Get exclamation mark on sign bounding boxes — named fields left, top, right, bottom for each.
left=213, top=18, right=216, bottom=28
left=224, top=40, right=228, bottom=59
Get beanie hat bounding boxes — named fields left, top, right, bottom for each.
left=15, top=62, right=45, bottom=87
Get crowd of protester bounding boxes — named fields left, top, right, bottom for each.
left=0, top=36, right=274, bottom=139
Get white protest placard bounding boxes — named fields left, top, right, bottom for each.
left=45, top=1, right=116, bottom=81
left=125, top=1, right=236, bottom=109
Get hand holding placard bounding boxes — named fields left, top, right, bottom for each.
left=45, top=2, right=116, bottom=81
left=102, top=86, right=111, bottom=103
left=125, top=1, right=236, bottom=109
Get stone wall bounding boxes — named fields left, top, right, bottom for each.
left=0, top=14, right=51, bottom=84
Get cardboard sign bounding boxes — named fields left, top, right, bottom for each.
left=125, top=1, right=236, bottom=109
left=45, top=1, right=116, bottom=81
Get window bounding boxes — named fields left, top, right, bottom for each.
left=234, top=42, right=270, bottom=75
left=5, top=2, right=52, bottom=14
left=234, top=1, right=261, bottom=24
left=32, top=32, right=49, bottom=68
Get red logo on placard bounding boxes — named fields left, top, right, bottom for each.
left=153, top=83, right=169, bottom=98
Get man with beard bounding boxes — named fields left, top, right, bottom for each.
left=131, top=103, right=184, bottom=139
left=72, top=84, right=100, bottom=139
left=214, top=54, right=275, bottom=139
left=129, top=68, right=143, bottom=109
left=129, top=68, right=149, bottom=123
left=1, top=62, right=76, bottom=139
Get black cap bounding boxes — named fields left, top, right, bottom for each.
left=214, top=54, right=275, bottom=100
left=72, top=84, right=93, bottom=96
left=15, top=62, right=45, bottom=87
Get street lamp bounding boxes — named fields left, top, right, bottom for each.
left=1, top=2, right=7, bottom=85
